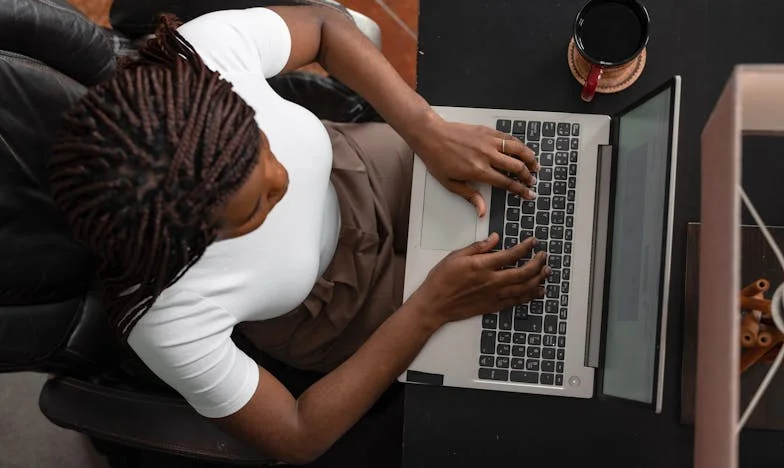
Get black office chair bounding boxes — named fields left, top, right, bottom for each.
left=0, top=1, right=399, bottom=466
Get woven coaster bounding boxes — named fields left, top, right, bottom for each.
left=567, top=39, right=646, bottom=94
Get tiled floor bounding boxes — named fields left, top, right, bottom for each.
left=0, top=373, right=109, bottom=468
left=68, top=0, right=419, bottom=87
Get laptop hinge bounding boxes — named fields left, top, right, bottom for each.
left=585, top=144, right=613, bottom=369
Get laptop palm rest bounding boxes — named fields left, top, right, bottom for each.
left=420, top=172, right=478, bottom=251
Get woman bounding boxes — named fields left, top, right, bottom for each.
left=48, top=3, right=549, bottom=464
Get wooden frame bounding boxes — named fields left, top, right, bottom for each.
left=697, top=65, right=784, bottom=468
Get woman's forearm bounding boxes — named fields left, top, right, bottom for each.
left=294, top=298, right=440, bottom=460
left=295, top=14, right=440, bottom=454
left=317, top=9, right=438, bottom=144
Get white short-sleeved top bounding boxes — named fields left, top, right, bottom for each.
left=127, top=8, right=341, bottom=418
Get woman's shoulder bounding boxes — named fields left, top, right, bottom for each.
left=125, top=286, right=260, bottom=419
left=180, top=7, right=283, bottom=36
left=178, top=8, right=292, bottom=79
left=128, top=288, right=237, bottom=343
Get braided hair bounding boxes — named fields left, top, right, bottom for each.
left=48, top=15, right=261, bottom=340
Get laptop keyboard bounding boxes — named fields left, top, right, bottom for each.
left=478, top=119, right=581, bottom=387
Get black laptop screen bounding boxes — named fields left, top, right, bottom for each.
left=601, top=84, right=675, bottom=405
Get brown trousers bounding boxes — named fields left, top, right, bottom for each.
left=237, top=122, right=414, bottom=373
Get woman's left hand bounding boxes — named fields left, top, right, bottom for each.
left=409, top=114, right=539, bottom=217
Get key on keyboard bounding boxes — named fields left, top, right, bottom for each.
left=496, top=120, right=512, bottom=133
left=527, top=121, right=541, bottom=141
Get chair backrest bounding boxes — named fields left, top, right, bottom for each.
left=0, top=0, right=116, bottom=86
left=0, top=0, right=118, bottom=373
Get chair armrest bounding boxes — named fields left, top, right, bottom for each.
left=347, top=8, right=382, bottom=49
left=320, top=0, right=381, bottom=49
left=38, top=377, right=276, bottom=465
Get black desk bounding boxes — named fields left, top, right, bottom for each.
left=403, top=1, right=784, bottom=467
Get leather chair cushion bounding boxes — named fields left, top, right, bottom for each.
left=0, top=1, right=118, bottom=372
left=0, top=0, right=117, bottom=306
left=0, top=0, right=115, bottom=86
left=0, top=53, right=94, bottom=307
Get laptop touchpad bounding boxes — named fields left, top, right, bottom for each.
left=420, top=172, right=478, bottom=251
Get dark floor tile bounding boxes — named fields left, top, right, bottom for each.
left=380, top=0, right=419, bottom=34
left=341, top=0, right=418, bottom=87
left=68, top=0, right=111, bottom=27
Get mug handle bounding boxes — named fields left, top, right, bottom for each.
left=581, top=64, right=604, bottom=102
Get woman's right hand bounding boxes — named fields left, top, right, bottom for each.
left=409, top=233, right=551, bottom=328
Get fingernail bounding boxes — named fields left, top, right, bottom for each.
left=531, top=237, right=538, bottom=245
left=545, top=266, right=553, bottom=275
left=531, top=176, right=537, bottom=185
left=528, top=189, right=537, bottom=199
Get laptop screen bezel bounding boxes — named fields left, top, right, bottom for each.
left=594, top=77, right=680, bottom=410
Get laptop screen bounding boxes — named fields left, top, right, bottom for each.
left=600, top=82, right=677, bottom=406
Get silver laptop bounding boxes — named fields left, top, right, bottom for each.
left=400, top=77, right=681, bottom=412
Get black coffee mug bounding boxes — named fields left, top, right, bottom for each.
left=573, top=0, right=650, bottom=102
